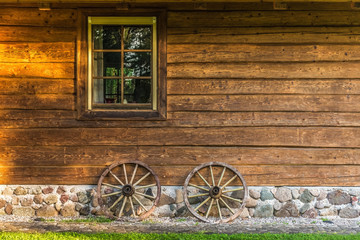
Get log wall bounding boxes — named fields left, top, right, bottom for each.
left=1, top=3, right=360, bottom=186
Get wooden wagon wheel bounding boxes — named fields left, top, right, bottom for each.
left=97, top=160, right=161, bottom=220
left=183, top=162, right=248, bottom=223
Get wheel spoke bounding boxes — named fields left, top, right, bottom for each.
left=194, top=197, right=211, bottom=211
left=189, top=183, right=209, bottom=192
left=135, top=191, right=156, bottom=200
left=119, top=196, right=128, bottom=217
left=216, top=199, right=222, bottom=220
left=109, top=195, right=124, bottom=210
left=135, top=183, right=156, bottom=190
left=129, top=196, right=135, bottom=217
left=222, top=194, right=243, bottom=203
left=209, top=166, right=215, bottom=186
left=219, top=197, right=235, bottom=215
left=102, top=182, right=122, bottom=190
left=123, top=164, right=128, bottom=184
left=133, top=195, right=149, bottom=212
left=109, top=171, right=124, bottom=186
left=205, top=198, right=214, bottom=219
left=133, top=172, right=151, bottom=187
left=197, top=171, right=212, bottom=188
left=222, top=187, right=243, bottom=193
left=217, top=167, right=226, bottom=186
left=102, top=191, right=122, bottom=197
left=221, top=175, right=238, bottom=190
left=188, top=193, right=209, bottom=198
left=130, top=164, right=138, bottom=184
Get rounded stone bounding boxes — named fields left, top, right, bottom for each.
left=44, top=195, right=58, bottom=205
left=14, top=187, right=27, bottom=195
left=60, top=194, right=69, bottom=204
left=158, top=193, right=175, bottom=207
left=319, top=206, right=338, bottom=216
left=5, top=204, right=12, bottom=215
left=240, top=208, right=250, bottom=218
left=80, top=206, right=90, bottom=216
left=274, top=201, right=299, bottom=217
left=300, top=203, right=311, bottom=214
left=302, top=208, right=318, bottom=218
left=260, top=188, right=274, bottom=201
left=339, top=206, right=359, bottom=218
left=291, top=189, right=300, bottom=199
left=77, top=192, right=90, bottom=204
left=31, top=186, right=42, bottom=195
left=13, top=207, right=35, bottom=217
left=274, top=187, right=292, bottom=203
left=70, top=194, right=78, bottom=202
left=300, top=189, right=314, bottom=203
left=245, top=197, right=258, bottom=208
left=20, top=197, right=33, bottom=207
left=175, top=189, right=183, bottom=204
left=42, top=187, right=54, bottom=194
left=11, top=197, right=19, bottom=205
left=2, top=187, right=13, bottom=195
left=249, top=189, right=260, bottom=199
left=55, top=202, right=62, bottom=212
left=309, top=189, right=320, bottom=197
left=254, top=204, right=273, bottom=218
left=60, top=203, right=79, bottom=217
left=0, top=199, right=6, bottom=209
left=327, top=190, right=351, bottom=205
left=273, top=200, right=282, bottom=211
left=56, top=186, right=66, bottom=195
left=36, top=205, right=58, bottom=217
left=33, top=195, right=43, bottom=204
left=317, top=190, right=328, bottom=201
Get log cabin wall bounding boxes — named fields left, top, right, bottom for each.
left=0, top=2, right=360, bottom=186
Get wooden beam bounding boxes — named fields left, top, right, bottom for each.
left=0, top=0, right=358, bottom=3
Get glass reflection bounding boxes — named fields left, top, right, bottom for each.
left=124, top=26, right=151, bottom=50
left=124, top=52, right=151, bottom=77
left=124, top=79, right=151, bottom=104
left=93, top=52, right=121, bottom=77
left=93, top=25, right=121, bottom=50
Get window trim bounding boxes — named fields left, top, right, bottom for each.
left=77, top=9, right=167, bottom=120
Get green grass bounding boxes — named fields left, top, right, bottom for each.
left=60, top=217, right=114, bottom=223
left=0, top=233, right=360, bottom=240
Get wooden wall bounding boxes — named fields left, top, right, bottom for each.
left=1, top=2, right=360, bottom=186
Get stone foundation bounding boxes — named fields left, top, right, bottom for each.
left=0, top=185, right=359, bottom=219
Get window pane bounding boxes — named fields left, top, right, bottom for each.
left=93, top=52, right=121, bottom=77
left=124, top=26, right=151, bottom=50
left=124, top=79, right=151, bottom=104
left=124, top=52, right=151, bottom=77
left=93, top=79, right=121, bottom=104
left=93, top=25, right=121, bottom=50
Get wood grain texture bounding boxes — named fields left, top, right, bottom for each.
left=0, top=95, right=75, bottom=110
left=168, top=62, right=360, bottom=79
left=0, top=8, right=77, bottom=27
left=168, top=44, right=360, bottom=63
left=2, top=127, right=360, bottom=148
left=0, top=78, right=74, bottom=94
left=168, top=27, right=360, bottom=44
left=168, top=11, right=360, bottom=28
left=1, top=146, right=359, bottom=166
left=168, top=79, right=360, bottom=95
left=0, top=63, right=74, bottom=78
left=0, top=165, right=359, bottom=186
left=168, top=95, right=360, bottom=112
left=0, top=26, right=76, bottom=42
left=0, top=43, right=75, bottom=63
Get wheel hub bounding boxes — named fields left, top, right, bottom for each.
left=209, top=186, right=222, bottom=199
left=122, top=184, right=135, bottom=197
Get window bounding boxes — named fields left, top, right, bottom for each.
left=77, top=10, right=166, bottom=120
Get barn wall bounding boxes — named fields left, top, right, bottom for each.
left=1, top=3, right=360, bottom=186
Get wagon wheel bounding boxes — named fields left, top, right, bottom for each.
left=97, top=160, right=161, bottom=220
left=183, top=162, right=248, bottom=223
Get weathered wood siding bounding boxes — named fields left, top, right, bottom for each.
left=1, top=3, right=360, bottom=185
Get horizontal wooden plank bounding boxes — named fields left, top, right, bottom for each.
left=168, top=79, right=360, bottom=95
left=0, top=8, right=77, bottom=27
left=0, top=0, right=359, bottom=3
left=0, top=42, right=75, bottom=63
left=168, top=62, right=360, bottom=79
left=1, top=146, right=359, bottom=166
left=3, top=111, right=360, bottom=128
left=0, top=165, right=358, bottom=186
left=168, top=27, right=360, bottom=44
left=168, top=44, right=360, bottom=63
left=0, top=63, right=74, bottom=78
left=2, top=127, right=360, bottom=148
left=168, top=95, right=360, bottom=112
left=168, top=11, right=360, bottom=28
left=0, top=95, right=74, bottom=110
left=0, top=78, right=74, bottom=94
left=0, top=26, right=76, bottom=42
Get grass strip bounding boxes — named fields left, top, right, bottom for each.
left=0, top=233, right=360, bottom=240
